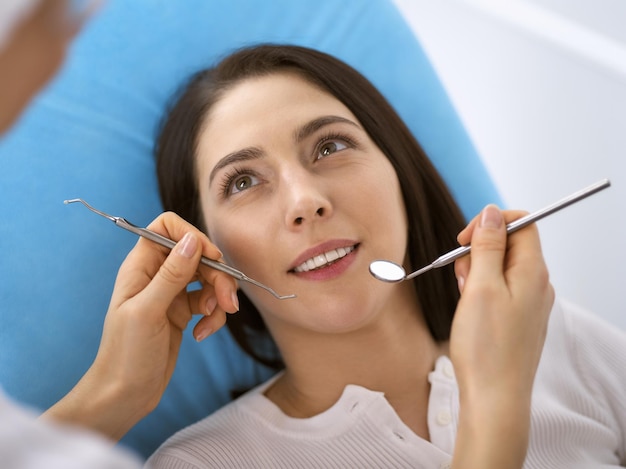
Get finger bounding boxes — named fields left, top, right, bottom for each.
left=193, top=308, right=227, bottom=342
left=146, top=212, right=223, bottom=261
left=111, top=211, right=238, bottom=315
left=116, top=212, right=221, bottom=291
left=454, top=212, right=481, bottom=292
left=464, top=204, right=507, bottom=285
left=500, top=217, right=550, bottom=298
left=197, top=268, right=239, bottom=314
left=457, top=213, right=481, bottom=247
left=165, top=289, right=196, bottom=332
left=456, top=209, right=530, bottom=290
left=458, top=209, right=532, bottom=246
left=138, top=232, right=204, bottom=314
left=149, top=212, right=238, bottom=312
left=186, top=280, right=237, bottom=337
left=187, top=282, right=217, bottom=317
left=454, top=257, right=469, bottom=294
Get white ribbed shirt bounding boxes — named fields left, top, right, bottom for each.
left=146, top=298, right=626, bottom=468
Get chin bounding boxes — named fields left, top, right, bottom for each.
left=307, top=301, right=379, bottom=334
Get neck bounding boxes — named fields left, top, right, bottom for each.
left=264, top=296, right=448, bottom=435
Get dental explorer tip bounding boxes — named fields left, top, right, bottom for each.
left=63, top=198, right=117, bottom=222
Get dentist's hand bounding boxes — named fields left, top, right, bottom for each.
left=43, top=212, right=238, bottom=441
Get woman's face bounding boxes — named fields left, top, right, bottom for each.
left=196, top=72, right=411, bottom=334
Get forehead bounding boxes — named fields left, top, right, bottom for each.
left=196, top=72, right=357, bottom=170
left=206, top=72, right=352, bottom=133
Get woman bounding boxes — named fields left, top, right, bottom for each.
left=142, top=44, right=582, bottom=468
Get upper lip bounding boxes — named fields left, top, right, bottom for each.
left=289, top=239, right=358, bottom=272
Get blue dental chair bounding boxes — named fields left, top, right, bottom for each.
left=0, top=0, right=501, bottom=459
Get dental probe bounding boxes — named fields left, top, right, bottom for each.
left=64, top=199, right=296, bottom=300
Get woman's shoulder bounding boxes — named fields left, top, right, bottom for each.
left=526, top=298, right=626, bottom=467
left=556, top=298, right=626, bottom=397
left=539, top=297, right=625, bottom=378
left=535, top=297, right=626, bottom=419
left=546, top=297, right=626, bottom=366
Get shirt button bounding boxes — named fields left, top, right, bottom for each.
left=443, top=362, right=455, bottom=378
left=436, top=410, right=452, bottom=426
left=439, top=462, right=451, bottom=469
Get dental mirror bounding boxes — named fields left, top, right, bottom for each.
left=369, top=260, right=406, bottom=283
left=370, top=178, right=611, bottom=283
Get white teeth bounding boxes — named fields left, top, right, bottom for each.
left=325, top=249, right=340, bottom=262
left=294, top=246, right=355, bottom=273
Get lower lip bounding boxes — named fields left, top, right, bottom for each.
left=292, top=246, right=358, bottom=281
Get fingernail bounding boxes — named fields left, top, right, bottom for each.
left=480, top=205, right=503, bottom=229
left=205, top=296, right=217, bottom=316
left=231, top=291, right=240, bottom=312
left=195, top=327, right=212, bottom=342
left=457, top=275, right=465, bottom=293
left=177, top=233, right=197, bottom=259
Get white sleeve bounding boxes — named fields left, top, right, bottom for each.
left=0, top=387, right=143, bottom=469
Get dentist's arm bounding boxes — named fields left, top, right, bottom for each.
left=450, top=205, right=554, bottom=469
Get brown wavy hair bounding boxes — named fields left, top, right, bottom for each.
left=155, top=44, right=466, bottom=370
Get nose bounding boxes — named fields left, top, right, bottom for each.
left=282, top=170, right=332, bottom=228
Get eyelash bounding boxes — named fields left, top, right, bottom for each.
left=219, top=166, right=254, bottom=198
left=315, top=131, right=358, bottom=159
left=219, top=131, right=359, bottom=198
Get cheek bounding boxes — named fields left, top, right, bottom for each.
left=367, top=169, right=409, bottom=259
left=367, top=166, right=407, bottom=227
left=205, top=207, right=266, bottom=272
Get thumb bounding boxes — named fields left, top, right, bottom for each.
left=465, top=204, right=507, bottom=285
left=139, top=232, right=201, bottom=310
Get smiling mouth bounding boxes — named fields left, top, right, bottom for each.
left=293, top=245, right=357, bottom=273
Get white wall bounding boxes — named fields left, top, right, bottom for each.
left=394, top=0, right=626, bottom=329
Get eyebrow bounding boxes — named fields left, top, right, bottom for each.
left=293, top=115, right=361, bottom=143
left=209, top=115, right=361, bottom=185
left=209, top=147, right=264, bottom=186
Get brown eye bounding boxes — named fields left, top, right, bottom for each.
left=233, top=175, right=253, bottom=192
left=220, top=168, right=261, bottom=198
left=318, top=140, right=348, bottom=159
left=321, top=142, right=338, bottom=156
